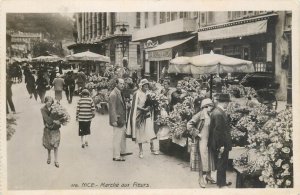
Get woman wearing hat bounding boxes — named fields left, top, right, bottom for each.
left=52, top=73, right=65, bottom=104
left=187, top=98, right=216, bottom=188
left=76, top=89, right=95, bottom=148
left=41, top=96, right=61, bottom=168
left=127, top=79, right=156, bottom=158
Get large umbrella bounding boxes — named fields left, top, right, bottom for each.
left=169, top=52, right=254, bottom=75
left=66, top=51, right=110, bottom=63
left=32, top=55, right=62, bottom=62
left=169, top=52, right=255, bottom=98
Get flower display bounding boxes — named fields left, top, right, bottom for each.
left=234, top=108, right=293, bottom=188
left=167, top=97, right=194, bottom=139
left=50, top=103, right=70, bottom=126
left=181, top=77, right=200, bottom=92
left=93, top=89, right=110, bottom=104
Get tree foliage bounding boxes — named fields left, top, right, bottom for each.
left=6, top=13, right=75, bottom=41
left=31, top=40, right=64, bottom=57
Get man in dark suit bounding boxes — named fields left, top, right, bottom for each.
left=108, top=78, right=132, bottom=161
left=208, top=93, right=232, bottom=188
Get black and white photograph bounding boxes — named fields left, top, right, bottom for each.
left=1, top=0, right=299, bottom=194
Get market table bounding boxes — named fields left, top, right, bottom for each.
left=233, top=166, right=265, bottom=188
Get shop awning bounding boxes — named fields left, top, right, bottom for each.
left=147, top=36, right=195, bottom=61
left=198, top=18, right=268, bottom=41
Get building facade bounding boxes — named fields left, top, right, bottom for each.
left=69, top=12, right=140, bottom=70
left=132, top=11, right=292, bottom=101
left=8, top=31, right=43, bottom=58
left=70, top=11, right=292, bottom=102
left=132, top=12, right=199, bottom=82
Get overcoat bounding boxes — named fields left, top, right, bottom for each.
left=208, top=107, right=232, bottom=152
left=108, top=87, right=126, bottom=127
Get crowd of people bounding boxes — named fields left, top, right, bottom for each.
left=107, top=77, right=233, bottom=188
left=7, top=62, right=233, bottom=188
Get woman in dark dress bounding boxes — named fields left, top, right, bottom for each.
left=36, top=72, right=48, bottom=103
left=41, top=96, right=61, bottom=168
left=64, top=71, right=76, bottom=103
left=25, top=71, right=37, bottom=100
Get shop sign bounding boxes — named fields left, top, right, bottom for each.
left=148, top=48, right=172, bottom=61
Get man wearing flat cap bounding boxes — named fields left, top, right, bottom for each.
left=208, top=93, right=232, bottom=188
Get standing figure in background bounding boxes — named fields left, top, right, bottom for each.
left=76, top=69, right=86, bottom=93
left=64, top=71, right=76, bottom=103
left=76, top=89, right=95, bottom=148
left=161, top=80, right=172, bottom=106
left=187, top=98, right=216, bottom=188
left=170, top=81, right=187, bottom=111
left=209, top=94, right=232, bottom=188
left=49, top=68, right=57, bottom=86
left=132, top=70, right=138, bottom=86
left=35, top=72, right=49, bottom=103
left=25, top=71, right=37, bottom=100
left=52, top=73, right=65, bottom=104
left=6, top=75, right=16, bottom=114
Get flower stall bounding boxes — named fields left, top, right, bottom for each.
left=83, top=65, right=135, bottom=114
left=233, top=107, right=293, bottom=188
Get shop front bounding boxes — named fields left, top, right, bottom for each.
left=145, top=36, right=197, bottom=82
left=198, top=13, right=278, bottom=73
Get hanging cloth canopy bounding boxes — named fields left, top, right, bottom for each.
left=169, top=51, right=254, bottom=74
left=32, top=55, right=62, bottom=62
left=66, top=50, right=110, bottom=63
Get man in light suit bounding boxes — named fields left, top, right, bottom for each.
left=209, top=93, right=232, bottom=188
left=108, top=78, right=132, bottom=161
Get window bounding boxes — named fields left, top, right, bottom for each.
left=192, top=12, right=198, bottom=18
left=153, top=12, right=157, bottom=25
left=137, top=45, right=141, bottom=65
left=171, top=12, right=177, bottom=20
left=200, top=12, right=206, bottom=25
left=183, top=12, right=188, bottom=18
left=160, top=12, right=166, bottom=23
left=136, top=12, right=141, bottom=28
left=179, top=12, right=184, bottom=18
left=228, top=12, right=232, bottom=20
left=145, top=12, right=148, bottom=28
left=207, top=12, right=214, bottom=24
left=111, top=13, right=116, bottom=34
left=166, top=12, right=171, bottom=22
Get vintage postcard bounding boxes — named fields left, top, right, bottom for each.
left=1, top=0, right=299, bottom=195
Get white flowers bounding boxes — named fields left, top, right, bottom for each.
left=276, top=142, right=283, bottom=149
left=282, top=163, right=290, bottom=170
left=282, top=147, right=290, bottom=154
left=275, top=159, right=283, bottom=167
left=285, top=180, right=291, bottom=186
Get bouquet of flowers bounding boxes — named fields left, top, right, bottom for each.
left=167, top=97, right=194, bottom=139
left=50, top=103, right=70, bottom=126
left=124, top=77, right=134, bottom=90
left=93, top=89, right=110, bottom=104
left=181, top=77, right=200, bottom=92
left=244, top=87, right=257, bottom=97
left=95, top=77, right=109, bottom=90
left=85, top=82, right=96, bottom=90
left=103, top=65, right=115, bottom=79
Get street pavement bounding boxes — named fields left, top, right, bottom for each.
left=7, top=81, right=237, bottom=190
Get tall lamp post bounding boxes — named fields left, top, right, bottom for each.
left=120, top=24, right=127, bottom=57
left=120, top=24, right=128, bottom=68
